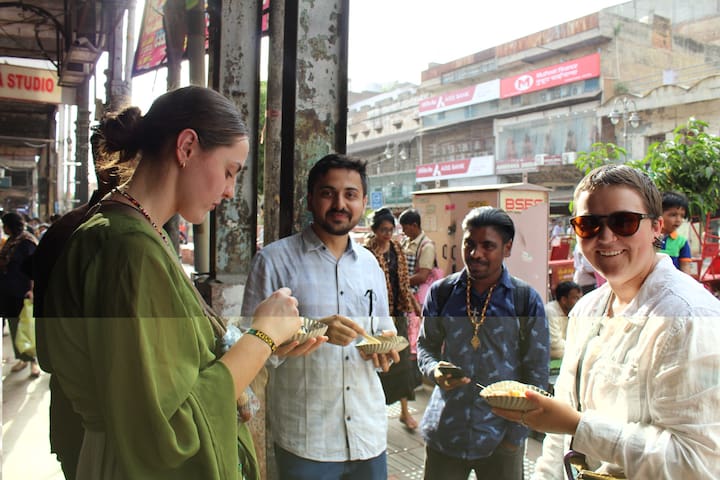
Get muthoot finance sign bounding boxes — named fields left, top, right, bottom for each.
left=0, top=64, right=62, bottom=104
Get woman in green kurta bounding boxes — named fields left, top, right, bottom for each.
left=43, top=87, right=318, bottom=480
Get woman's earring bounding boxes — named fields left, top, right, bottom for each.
left=181, top=162, right=186, bottom=169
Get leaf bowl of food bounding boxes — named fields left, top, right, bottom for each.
left=356, top=335, right=409, bottom=355
left=283, top=317, right=328, bottom=345
left=479, top=380, right=551, bottom=411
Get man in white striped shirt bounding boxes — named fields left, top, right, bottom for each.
left=242, top=153, right=399, bottom=480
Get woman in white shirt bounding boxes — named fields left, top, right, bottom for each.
left=495, top=164, right=720, bottom=479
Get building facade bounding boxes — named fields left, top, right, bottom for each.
left=347, top=0, right=720, bottom=214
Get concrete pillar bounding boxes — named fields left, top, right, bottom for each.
left=162, top=0, right=188, bottom=252
left=75, top=79, right=91, bottom=205
left=213, top=0, right=261, bottom=283
left=105, top=0, right=132, bottom=112
left=290, top=0, right=349, bottom=232
left=188, top=0, right=211, bottom=274
left=209, top=1, right=349, bottom=478
left=263, top=0, right=285, bottom=245
left=164, top=0, right=185, bottom=91
left=208, top=0, right=264, bottom=475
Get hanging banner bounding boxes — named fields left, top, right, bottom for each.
left=132, top=0, right=169, bottom=77
left=132, top=0, right=268, bottom=77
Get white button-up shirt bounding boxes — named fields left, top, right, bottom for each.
left=533, top=255, right=720, bottom=479
left=241, top=226, right=393, bottom=462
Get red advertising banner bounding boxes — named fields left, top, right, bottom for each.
left=500, top=53, right=600, bottom=99
left=262, top=0, right=270, bottom=33
left=134, top=0, right=245, bottom=77
left=132, top=0, right=168, bottom=77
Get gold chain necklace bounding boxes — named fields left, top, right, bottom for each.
left=466, top=278, right=496, bottom=351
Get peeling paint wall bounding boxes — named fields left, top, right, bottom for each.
left=292, top=0, right=348, bottom=233
left=215, top=0, right=261, bottom=280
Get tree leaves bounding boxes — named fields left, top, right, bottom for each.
left=630, top=118, right=720, bottom=220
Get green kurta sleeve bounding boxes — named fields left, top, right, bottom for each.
left=45, top=212, right=250, bottom=480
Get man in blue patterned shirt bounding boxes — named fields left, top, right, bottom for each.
left=417, top=206, right=549, bottom=479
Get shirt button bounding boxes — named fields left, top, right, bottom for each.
left=340, top=291, right=344, bottom=295
left=345, top=356, right=349, bottom=360
left=346, top=386, right=350, bottom=391
left=346, top=416, right=351, bottom=421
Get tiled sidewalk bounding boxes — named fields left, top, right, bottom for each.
left=386, top=384, right=542, bottom=479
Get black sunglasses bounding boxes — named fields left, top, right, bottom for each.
left=570, top=211, right=655, bottom=239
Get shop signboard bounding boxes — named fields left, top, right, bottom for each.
left=419, top=79, right=499, bottom=116
left=0, top=64, right=62, bottom=104
left=500, top=53, right=600, bottom=99
left=415, top=156, right=494, bottom=182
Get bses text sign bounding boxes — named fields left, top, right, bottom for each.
left=499, top=190, right=546, bottom=213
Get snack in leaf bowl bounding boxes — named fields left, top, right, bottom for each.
left=283, top=317, right=328, bottom=345
left=479, top=380, right=552, bottom=411
left=356, top=335, right=409, bottom=355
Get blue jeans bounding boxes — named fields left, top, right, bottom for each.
left=424, top=443, right=524, bottom=480
left=274, top=444, right=387, bottom=480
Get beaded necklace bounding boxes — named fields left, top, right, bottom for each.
left=113, top=187, right=170, bottom=247
left=466, top=278, right=496, bottom=351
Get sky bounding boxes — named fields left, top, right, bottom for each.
left=128, top=0, right=628, bottom=109
left=345, top=0, right=627, bottom=91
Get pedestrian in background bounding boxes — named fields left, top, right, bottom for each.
left=365, top=207, right=422, bottom=431
left=497, top=165, right=720, bottom=479
left=544, top=281, right=582, bottom=360
left=0, top=211, right=39, bottom=377
left=399, top=208, right=440, bottom=386
left=399, top=208, right=438, bottom=299
left=43, top=86, right=304, bottom=480
left=572, top=243, right=597, bottom=294
left=658, top=191, right=693, bottom=275
left=417, top=206, right=548, bottom=480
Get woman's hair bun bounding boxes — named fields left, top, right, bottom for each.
left=99, top=106, right=143, bottom=160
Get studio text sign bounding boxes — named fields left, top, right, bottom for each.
left=0, top=64, right=62, bottom=104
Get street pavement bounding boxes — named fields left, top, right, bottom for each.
left=2, top=329, right=63, bottom=480
left=386, top=383, right=542, bottom=479
left=2, top=327, right=542, bottom=480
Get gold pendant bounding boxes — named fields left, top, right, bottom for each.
left=471, top=335, right=481, bottom=350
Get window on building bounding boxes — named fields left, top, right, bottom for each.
left=584, top=78, right=600, bottom=92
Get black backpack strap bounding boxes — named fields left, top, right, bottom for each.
left=510, top=276, right=531, bottom=356
left=434, top=272, right=461, bottom=314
